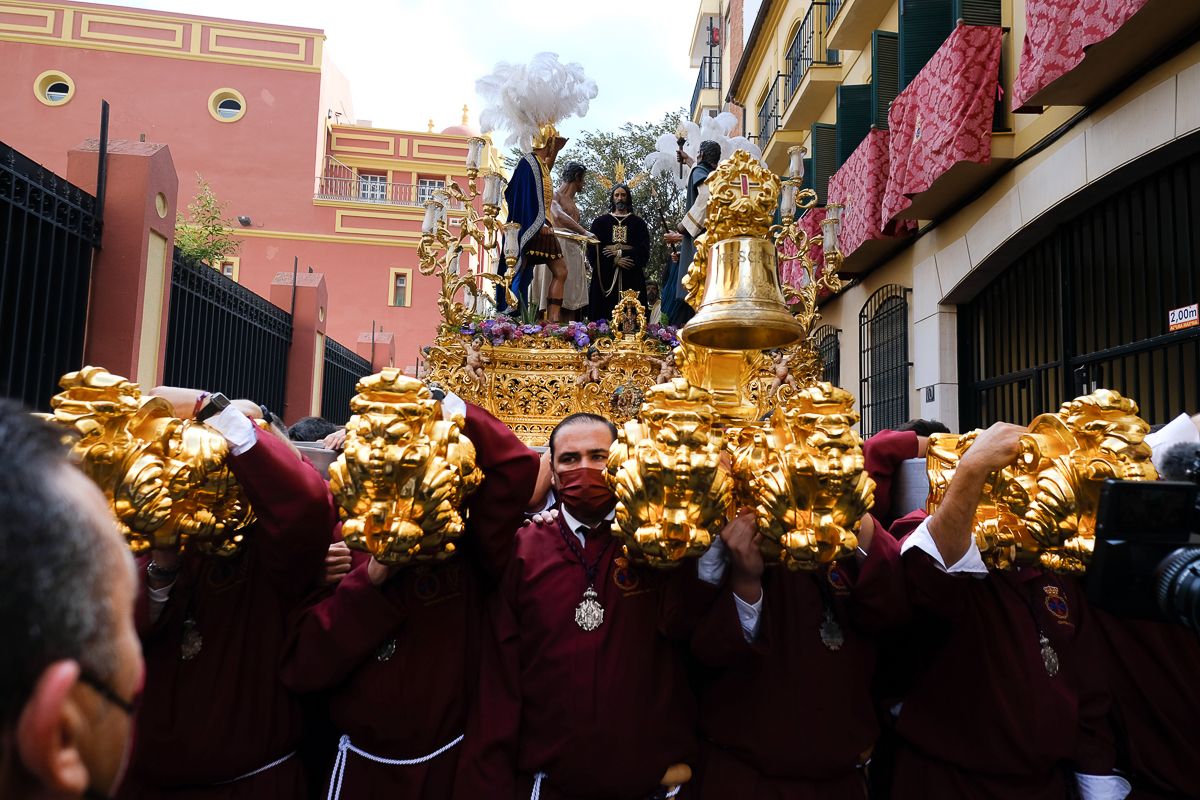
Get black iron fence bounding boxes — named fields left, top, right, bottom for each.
left=690, top=55, right=722, bottom=118
left=785, top=2, right=840, bottom=101
left=860, top=284, right=911, bottom=435
left=0, top=141, right=100, bottom=410
left=758, top=73, right=787, bottom=144
left=322, top=336, right=372, bottom=425
left=961, top=149, right=1200, bottom=427
left=163, top=249, right=291, bottom=412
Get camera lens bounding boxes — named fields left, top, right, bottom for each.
left=1155, top=547, right=1200, bottom=632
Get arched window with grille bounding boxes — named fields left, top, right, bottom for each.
left=859, top=284, right=911, bottom=434
left=812, top=324, right=841, bottom=386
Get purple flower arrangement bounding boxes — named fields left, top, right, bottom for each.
left=458, top=316, right=679, bottom=351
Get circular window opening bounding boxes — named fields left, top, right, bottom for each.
left=216, top=98, right=242, bottom=118
left=34, top=71, right=75, bottom=106
left=46, top=81, right=71, bottom=102
left=208, top=88, right=247, bottom=123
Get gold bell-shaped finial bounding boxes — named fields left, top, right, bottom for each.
left=680, top=150, right=801, bottom=352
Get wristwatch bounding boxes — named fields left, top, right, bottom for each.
left=195, top=392, right=231, bottom=423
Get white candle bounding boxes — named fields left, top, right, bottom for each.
left=466, top=137, right=486, bottom=170
left=482, top=171, right=506, bottom=207
left=503, top=222, right=521, bottom=260
left=787, top=146, right=807, bottom=179
left=432, top=190, right=451, bottom=223
left=822, top=204, right=843, bottom=255
left=780, top=183, right=797, bottom=219
left=421, top=200, right=441, bottom=234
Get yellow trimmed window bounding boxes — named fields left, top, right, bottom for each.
left=390, top=268, right=411, bottom=307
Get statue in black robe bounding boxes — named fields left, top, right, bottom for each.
left=588, top=184, right=650, bottom=321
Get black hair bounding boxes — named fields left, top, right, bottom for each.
left=895, top=418, right=952, bottom=437
left=562, top=162, right=587, bottom=184
left=699, top=140, right=722, bottom=167
left=608, top=183, right=635, bottom=213
left=0, top=401, right=117, bottom=725
left=548, top=412, right=618, bottom=458
left=289, top=415, right=341, bottom=442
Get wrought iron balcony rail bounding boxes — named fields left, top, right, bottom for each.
left=315, top=155, right=463, bottom=209
left=757, top=72, right=788, bottom=144
left=691, top=55, right=722, bottom=117
left=785, top=1, right=840, bottom=101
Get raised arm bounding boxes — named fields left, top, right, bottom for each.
left=925, top=422, right=1024, bottom=567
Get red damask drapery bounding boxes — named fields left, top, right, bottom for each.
left=1012, top=0, right=1148, bottom=110
left=826, top=129, right=915, bottom=257
left=882, top=24, right=1004, bottom=226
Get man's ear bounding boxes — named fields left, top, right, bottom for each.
left=15, top=661, right=90, bottom=794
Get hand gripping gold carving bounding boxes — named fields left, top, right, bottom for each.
left=329, top=369, right=482, bottom=565
left=926, top=389, right=1157, bottom=573
left=733, top=383, right=874, bottom=570
left=48, top=367, right=253, bottom=555
left=607, top=378, right=733, bottom=567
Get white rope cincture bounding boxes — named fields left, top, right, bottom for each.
left=530, top=771, right=547, bottom=800
left=326, top=733, right=463, bottom=800
left=213, top=750, right=296, bottom=785
left=529, top=771, right=679, bottom=800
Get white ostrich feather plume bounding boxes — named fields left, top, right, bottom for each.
left=476, top=52, right=598, bottom=151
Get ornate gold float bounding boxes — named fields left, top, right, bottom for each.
left=47, top=366, right=253, bottom=555
left=926, top=389, right=1157, bottom=573
left=329, top=369, right=481, bottom=565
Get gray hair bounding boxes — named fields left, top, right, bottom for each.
left=0, top=401, right=118, bottom=725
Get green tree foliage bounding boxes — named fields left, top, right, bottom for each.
left=175, top=174, right=240, bottom=266
left=510, top=109, right=689, bottom=286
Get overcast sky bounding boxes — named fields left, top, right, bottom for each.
left=97, top=0, right=699, bottom=137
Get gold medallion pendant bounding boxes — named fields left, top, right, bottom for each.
left=575, top=586, right=605, bottom=632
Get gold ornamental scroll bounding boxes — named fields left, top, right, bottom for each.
left=329, top=369, right=481, bottom=565
left=48, top=367, right=253, bottom=556
left=734, top=383, right=874, bottom=570
left=607, top=378, right=733, bottom=567
left=926, top=389, right=1157, bottom=573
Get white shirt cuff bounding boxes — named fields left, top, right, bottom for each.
left=441, top=391, right=467, bottom=422
left=732, top=591, right=762, bottom=642
left=899, top=517, right=988, bottom=575
left=148, top=581, right=175, bottom=604
left=1075, top=773, right=1131, bottom=800
left=204, top=405, right=257, bottom=456
left=696, top=534, right=727, bottom=586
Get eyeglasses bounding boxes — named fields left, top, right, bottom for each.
left=78, top=668, right=136, bottom=716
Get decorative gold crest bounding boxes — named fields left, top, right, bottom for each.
left=329, top=369, right=482, bottom=565
left=607, top=378, right=733, bottom=567
left=733, top=383, right=874, bottom=570
left=48, top=367, right=253, bottom=556
left=926, top=389, right=1157, bottom=573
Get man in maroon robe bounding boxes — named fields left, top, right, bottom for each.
left=453, top=413, right=698, bottom=800
left=280, top=396, right=539, bottom=799
left=117, top=393, right=337, bottom=798
left=688, top=507, right=907, bottom=799
left=892, top=422, right=1129, bottom=800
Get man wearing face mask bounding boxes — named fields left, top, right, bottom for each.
left=0, top=402, right=144, bottom=800
left=453, top=413, right=701, bottom=800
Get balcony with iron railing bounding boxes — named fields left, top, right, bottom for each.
left=315, top=155, right=463, bottom=209
left=757, top=73, right=786, bottom=146
left=690, top=55, right=722, bottom=121
left=777, top=1, right=842, bottom=143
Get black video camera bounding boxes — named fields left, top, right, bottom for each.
left=1087, top=478, right=1200, bottom=631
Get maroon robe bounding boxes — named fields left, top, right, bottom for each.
left=453, top=518, right=698, bottom=800
left=863, top=429, right=919, bottom=528
left=1092, top=609, right=1200, bottom=799
left=892, top=545, right=1117, bottom=799
left=280, top=404, right=539, bottom=799
left=690, top=523, right=906, bottom=799
left=118, top=429, right=336, bottom=798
